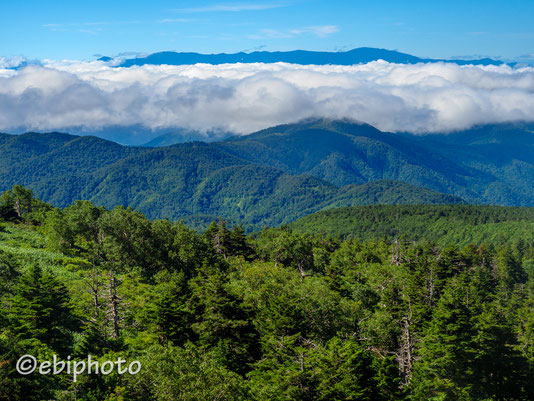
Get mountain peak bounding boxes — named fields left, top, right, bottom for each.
left=237, top=118, right=383, bottom=142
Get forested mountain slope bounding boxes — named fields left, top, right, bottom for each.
left=0, top=128, right=464, bottom=229
left=2, top=119, right=534, bottom=228
left=220, top=119, right=534, bottom=205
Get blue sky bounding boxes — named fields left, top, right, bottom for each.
left=1, top=0, right=534, bottom=61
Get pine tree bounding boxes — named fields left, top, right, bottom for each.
left=190, top=262, right=260, bottom=375
left=9, top=265, right=77, bottom=356
left=229, top=225, right=254, bottom=259
left=153, top=271, right=195, bottom=346
left=411, top=273, right=478, bottom=400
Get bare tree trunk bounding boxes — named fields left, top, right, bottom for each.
left=428, top=265, right=435, bottom=306
left=297, top=262, right=307, bottom=280
left=89, top=265, right=101, bottom=320
left=15, top=199, right=21, bottom=217
left=107, top=270, right=120, bottom=339
left=398, top=302, right=414, bottom=385
left=391, top=239, right=402, bottom=266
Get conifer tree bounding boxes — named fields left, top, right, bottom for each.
left=190, top=262, right=260, bottom=375
left=229, top=225, right=254, bottom=259
left=0, top=250, right=18, bottom=298
left=411, top=273, right=478, bottom=400
left=153, top=271, right=195, bottom=346
left=10, top=265, right=77, bottom=356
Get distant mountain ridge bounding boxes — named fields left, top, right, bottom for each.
left=2, top=118, right=534, bottom=229
left=116, top=47, right=507, bottom=67
left=143, top=129, right=232, bottom=147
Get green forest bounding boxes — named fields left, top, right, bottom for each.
left=290, top=204, right=534, bottom=246
left=1, top=185, right=534, bottom=400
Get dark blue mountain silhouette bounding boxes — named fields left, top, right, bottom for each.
left=116, top=47, right=506, bottom=67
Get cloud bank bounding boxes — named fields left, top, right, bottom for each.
left=1, top=59, right=534, bottom=136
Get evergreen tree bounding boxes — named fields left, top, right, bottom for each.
left=470, top=302, right=532, bottom=400
left=311, top=338, right=380, bottom=401
left=248, top=334, right=318, bottom=401
left=229, top=224, right=255, bottom=259
left=190, top=262, right=260, bottom=375
left=411, top=274, right=478, bottom=400
left=152, top=271, right=195, bottom=346
left=9, top=265, right=77, bottom=356
left=496, top=246, right=528, bottom=289
left=0, top=250, right=18, bottom=298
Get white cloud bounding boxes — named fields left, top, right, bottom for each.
left=250, top=29, right=294, bottom=39
left=174, top=3, right=285, bottom=13
left=1, top=60, right=534, bottom=136
left=249, top=25, right=339, bottom=39
left=290, top=25, right=339, bottom=38
left=158, top=18, right=196, bottom=23
left=0, top=56, right=29, bottom=69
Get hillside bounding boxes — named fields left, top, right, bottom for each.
left=2, top=119, right=534, bottom=228
left=289, top=204, right=534, bottom=245
left=220, top=119, right=534, bottom=205
left=325, top=180, right=464, bottom=209
left=0, top=131, right=462, bottom=229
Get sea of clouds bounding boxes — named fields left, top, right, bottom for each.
left=1, top=59, right=533, bottom=136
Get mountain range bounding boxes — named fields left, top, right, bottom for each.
left=114, top=47, right=508, bottom=67
left=1, top=119, right=534, bottom=230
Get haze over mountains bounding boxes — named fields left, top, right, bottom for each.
left=143, top=129, right=232, bottom=147
left=1, top=119, right=534, bottom=230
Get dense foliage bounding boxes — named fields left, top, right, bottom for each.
left=1, top=187, right=534, bottom=400
left=290, top=204, right=534, bottom=246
